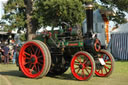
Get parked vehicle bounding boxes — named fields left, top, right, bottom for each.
left=18, top=4, right=114, bottom=80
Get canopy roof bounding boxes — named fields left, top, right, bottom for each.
left=112, top=23, right=128, bottom=34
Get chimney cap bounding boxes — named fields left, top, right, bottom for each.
left=85, top=4, right=93, bottom=9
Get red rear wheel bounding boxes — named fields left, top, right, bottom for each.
left=95, top=49, right=115, bottom=77
left=19, top=40, right=51, bottom=78
left=71, top=51, right=95, bottom=80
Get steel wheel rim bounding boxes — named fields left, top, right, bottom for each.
left=95, top=50, right=113, bottom=77
left=71, top=52, right=94, bottom=80
left=19, top=41, right=45, bottom=78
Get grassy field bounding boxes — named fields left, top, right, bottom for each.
left=0, top=61, right=128, bottom=85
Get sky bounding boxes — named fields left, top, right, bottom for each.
left=0, top=0, right=8, bottom=19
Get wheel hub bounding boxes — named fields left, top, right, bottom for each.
left=30, top=55, right=37, bottom=63
left=31, top=57, right=36, bottom=63
left=79, top=64, right=83, bottom=69
left=79, top=64, right=85, bottom=69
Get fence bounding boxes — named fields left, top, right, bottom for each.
left=110, top=33, right=128, bottom=60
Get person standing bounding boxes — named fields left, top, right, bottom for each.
left=3, top=44, right=10, bottom=64
left=13, top=44, right=18, bottom=64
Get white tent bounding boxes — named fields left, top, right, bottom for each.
left=112, top=23, right=128, bottom=34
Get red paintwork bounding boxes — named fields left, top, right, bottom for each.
left=95, top=50, right=113, bottom=77
left=18, top=41, right=45, bottom=78
left=94, top=39, right=101, bottom=52
left=71, top=52, right=94, bottom=80
left=68, top=43, right=78, bottom=46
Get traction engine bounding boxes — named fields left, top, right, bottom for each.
left=18, top=4, right=114, bottom=80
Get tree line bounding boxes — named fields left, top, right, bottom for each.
left=0, top=0, right=128, bottom=40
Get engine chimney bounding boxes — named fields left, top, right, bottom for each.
left=85, top=4, right=93, bottom=37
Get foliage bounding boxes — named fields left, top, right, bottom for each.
left=34, top=0, right=85, bottom=27
left=100, top=0, right=128, bottom=24
left=1, top=0, right=87, bottom=38
left=2, top=0, right=26, bottom=32
left=1, top=0, right=128, bottom=36
left=20, top=33, right=27, bottom=41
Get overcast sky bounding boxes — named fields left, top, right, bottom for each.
left=0, top=0, right=8, bottom=19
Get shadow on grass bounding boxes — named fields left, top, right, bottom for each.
left=47, top=73, right=76, bottom=81
left=0, top=70, right=101, bottom=81
left=0, top=70, right=75, bottom=80
left=0, top=70, right=26, bottom=78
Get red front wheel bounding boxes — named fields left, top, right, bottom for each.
left=95, top=49, right=115, bottom=77
left=71, top=51, right=95, bottom=80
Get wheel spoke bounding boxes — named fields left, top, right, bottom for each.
left=37, top=65, right=40, bottom=72
left=97, top=69, right=101, bottom=73
left=24, top=52, right=31, bottom=56
left=24, top=61, right=31, bottom=65
left=85, top=68, right=90, bottom=75
left=37, top=56, right=43, bottom=59
left=23, top=54, right=31, bottom=60
left=76, top=57, right=82, bottom=64
left=76, top=69, right=81, bottom=74
left=34, top=48, right=39, bottom=55
left=101, top=69, right=103, bottom=74
left=30, top=65, right=35, bottom=73
left=37, top=62, right=43, bottom=66
left=74, top=63, right=79, bottom=66
left=34, top=64, right=38, bottom=72
left=81, top=69, right=85, bottom=77
left=86, top=67, right=92, bottom=70
left=106, top=63, right=112, bottom=65
left=26, top=57, right=31, bottom=60
left=38, top=59, right=43, bottom=63
left=104, top=65, right=110, bottom=70
left=30, top=45, right=35, bottom=53
left=75, top=67, right=80, bottom=70
left=83, top=58, right=89, bottom=64
left=104, top=66, right=108, bottom=73
left=79, top=56, right=82, bottom=62
left=29, top=63, right=33, bottom=69
left=37, top=49, right=41, bottom=56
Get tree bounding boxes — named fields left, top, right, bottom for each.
left=2, top=0, right=86, bottom=40
left=24, top=0, right=35, bottom=40
left=34, top=0, right=85, bottom=27
left=2, top=0, right=127, bottom=41
left=2, top=0, right=39, bottom=40
left=100, top=0, right=128, bottom=24
left=2, top=0, right=26, bottom=32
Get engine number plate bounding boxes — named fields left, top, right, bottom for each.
left=98, top=58, right=106, bottom=65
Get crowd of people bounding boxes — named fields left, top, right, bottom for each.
left=0, top=42, right=19, bottom=64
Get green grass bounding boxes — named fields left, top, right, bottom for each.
left=0, top=61, right=128, bottom=85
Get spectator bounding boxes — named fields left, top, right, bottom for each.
left=0, top=45, right=2, bottom=63
left=13, top=44, right=18, bottom=64
left=3, top=44, right=10, bottom=64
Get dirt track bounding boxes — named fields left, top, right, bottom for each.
left=0, top=75, right=12, bottom=85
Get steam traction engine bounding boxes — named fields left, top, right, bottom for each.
left=18, top=4, right=114, bottom=80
